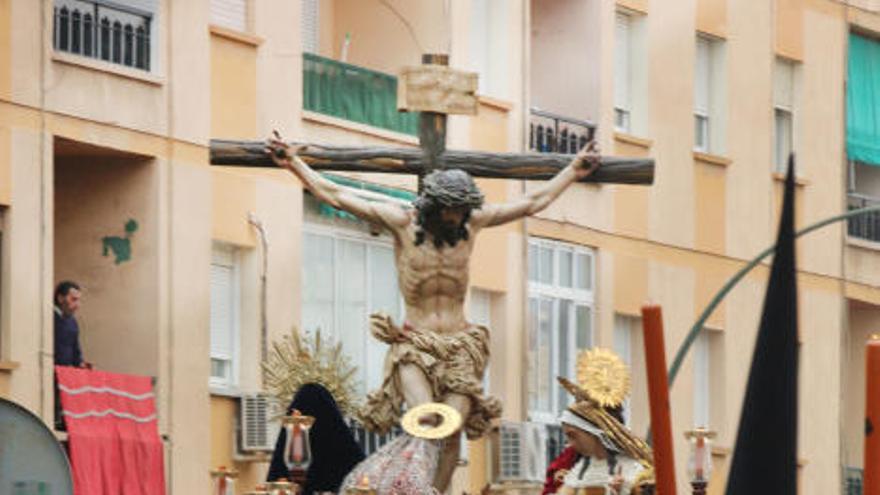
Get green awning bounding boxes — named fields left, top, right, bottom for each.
left=848, top=33, right=880, bottom=166
left=315, top=173, right=416, bottom=221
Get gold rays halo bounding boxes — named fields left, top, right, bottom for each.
left=575, top=348, right=631, bottom=408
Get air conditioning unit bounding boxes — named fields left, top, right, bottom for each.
left=494, top=421, right=548, bottom=484
left=238, top=393, right=274, bottom=453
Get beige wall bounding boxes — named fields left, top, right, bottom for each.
left=167, top=161, right=212, bottom=494
left=211, top=34, right=258, bottom=140
left=329, top=0, right=449, bottom=75
left=530, top=0, right=600, bottom=122
left=210, top=396, right=265, bottom=494
left=4, top=1, right=880, bottom=494
left=0, top=0, right=9, bottom=100
left=0, top=125, right=10, bottom=205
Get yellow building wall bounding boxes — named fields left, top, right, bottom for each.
left=211, top=34, right=258, bottom=140
left=0, top=0, right=10, bottom=100
left=694, top=159, right=727, bottom=255
left=0, top=125, right=9, bottom=205
left=330, top=0, right=449, bottom=75
left=613, top=138, right=651, bottom=239
left=697, top=0, right=727, bottom=38
left=617, top=0, right=648, bottom=14
left=212, top=170, right=257, bottom=247
left=211, top=396, right=265, bottom=494
left=776, top=0, right=804, bottom=60
left=470, top=100, right=513, bottom=294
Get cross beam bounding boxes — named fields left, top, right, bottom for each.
left=210, top=53, right=654, bottom=186
left=209, top=139, right=654, bottom=185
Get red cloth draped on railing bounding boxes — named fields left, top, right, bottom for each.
left=56, top=366, right=166, bottom=495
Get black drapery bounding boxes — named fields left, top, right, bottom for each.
left=267, top=383, right=365, bottom=494
left=725, top=156, right=799, bottom=494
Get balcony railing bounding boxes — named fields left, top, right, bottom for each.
left=848, top=193, right=880, bottom=243
left=545, top=423, right=567, bottom=466
left=303, top=53, right=419, bottom=136
left=347, top=418, right=403, bottom=456
left=845, top=467, right=863, bottom=495
left=53, top=0, right=152, bottom=71
left=529, top=108, right=596, bottom=154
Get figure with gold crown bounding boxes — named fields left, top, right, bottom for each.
left=543, top=348, right=655, bottom=495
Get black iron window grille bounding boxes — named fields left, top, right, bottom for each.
left=346, top=418, right=403, bottom=457
left=529, top=108, right=596, bottom=155
left=545, top=423, right=567, bottom=467
left=848, top=193, right=880, bottom=243
left=845, top=467, right=863, bottom=495
left=53, top=0, right=152, bottom=72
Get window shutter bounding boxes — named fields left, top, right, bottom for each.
left=614, top=13, right=631, bottom=111
left=695, top=37, right=711, bottom=115
left=210, top=263, right=234, bottom=360
left=210, top=245, right=236, bottom=364
left=210, top=0, right=247, bottom=32
left=774, top=58, right=794, bottom=110
left=693, top=332, right=710, bottom=427
left=469, top=289, right=492, bottom=328
left=469, top=0, right=490, bottom=93
left=301, top=0, right=319, bottom=53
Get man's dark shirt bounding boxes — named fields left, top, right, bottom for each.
left=54, top=307, right=82, bottom=367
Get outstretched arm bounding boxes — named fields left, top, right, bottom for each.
left=266, top=133, right=409, bottom=229
left=471, top=142, right=601, bottom=229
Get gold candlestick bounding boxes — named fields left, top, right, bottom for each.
left=242, top=483, right=270, bottom=495
left=210, top=466, right=239, bottom=495
left=684, top=427, right=716, bottom=495
left=266, top=479, right=298, bottom=495
left=281, top=409, right=316, bottom=479
left=346, top=474, right=377, bottom=494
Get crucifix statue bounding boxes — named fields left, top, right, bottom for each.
left=211, top=54, right=653, bottom=493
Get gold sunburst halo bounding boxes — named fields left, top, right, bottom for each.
left=576, top=348, right=630, bottom=408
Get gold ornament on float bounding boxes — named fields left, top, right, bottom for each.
left=400, top=402, right=463, bottom=439
left=575, top=348, right=630, bottom=409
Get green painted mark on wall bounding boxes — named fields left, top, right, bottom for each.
left=102, top=219, right=138, bottom=265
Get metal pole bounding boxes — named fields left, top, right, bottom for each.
left=668, top=203, right=880, bottom=386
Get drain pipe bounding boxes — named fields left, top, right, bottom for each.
left=247, top=213, right=269, bottom=363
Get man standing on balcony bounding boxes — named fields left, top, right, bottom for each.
left=54, top=280, right=89, bottom=368
left=267, top=134, right=601, bottom=492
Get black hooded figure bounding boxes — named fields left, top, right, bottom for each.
left=267, top=383, right=365, bottom=493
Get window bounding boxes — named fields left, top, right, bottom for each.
left=614, top=12, right=632, bottom=132
left=527, top=239, right=595, bottom=423
left=469, top=288, right=493, bottom=393
left=301, top=224, right=401, bottom=395
left=695, top=35, right=725, bottom=153
left=211, top=0, right=248, bottom=32
left=210, top=244, right=240, bottom=388
left=301, top=0, right=319, bottom=53
left=613, top=314, right=639, bottom=426
left=469, top=0, right=509, bottom=99
left=692, top=329, right=722, bottom=429
left=614, top=10, right=647, bottom=135
left=774, top=58, right=796, bottom=173
left=693, top=331, right=710, bottom=427
left=53, top=0, right=154, bottom=72
left=0, top=209, right=4, bottom=356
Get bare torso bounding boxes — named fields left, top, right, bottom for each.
left=393, top=216, right=475, bottom=334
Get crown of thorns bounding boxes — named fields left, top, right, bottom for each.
left=417, top=169, right=484, bottom=208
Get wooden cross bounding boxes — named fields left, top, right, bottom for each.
left=210, top=54, right=654, bottom=188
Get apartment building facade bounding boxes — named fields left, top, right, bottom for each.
left=2, top=0, right=880, bottom=494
